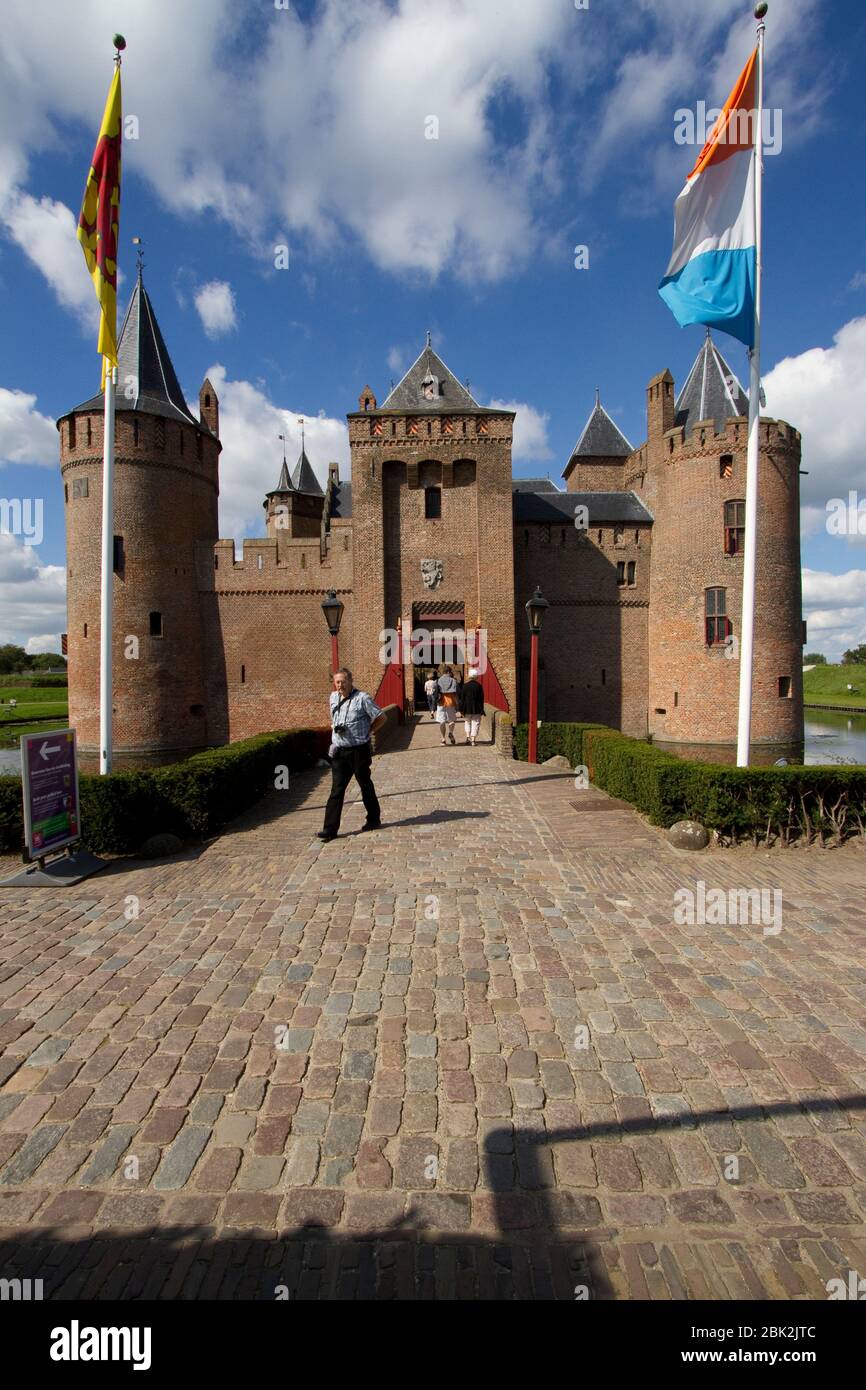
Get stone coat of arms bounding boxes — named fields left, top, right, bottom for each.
left=421, top=558, right=443, bottom=590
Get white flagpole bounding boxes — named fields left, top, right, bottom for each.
left=99, top=361, right=116, bottom=774
left=736, top=5, right=767, bottom=767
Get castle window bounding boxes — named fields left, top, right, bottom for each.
left=113, top=535, right=124, bottom=576
left=391, top=421, right=396, bottom=436
left=372, top=419, right=383, bottom=436
left=724, top=500, right=745, bottom=555
left=301, top=553, right=306, bottom=568
left=614, top=527, right=624, bottom=547
left=425, top=487, right=441, bottom=519
left=720, top=454, right=733, bottom=479
left=476, top=419, right=489, bottom=435
left=149, top=611, right=162, bottom=637
left=407, top=419, right=419, bottom=436
left=214, top=554, right=219, bottom=569
left=68, top=417, right=76, bottom=450
left=601, top=669, right=606, bottom=685
left=778, top=676, right=792, bottom=699
left=635, top=529, right=640, bottom=545
left=616, top=561, right=626, bottom=586
left=196, top=432, right=203, bottom=459
left=705, top=587, right=729, bottom=645
left=179, top=429, right=184, bottom=455
left=204, top=394, right=211, bottom=408
left=86, top=417, right=92, bottom=447
left=155, top=418, right=165, bottom=451
left=627, top=561, right=636, bottom=586
left=72, top=477, right=89, bottom=499
left=241, top=664, right=246, bottom=684
left=84, top=623, right=88, bottom=637
left=133, top=418, right=139, bottom=447
left=561, top=529, right=566, bottom=544
left=674, top=691, right=679, bottom=707
left=598, top=530, right=603, bottom=545
left=343, top=535, right=348, bottom=551
left=442, top=417, right=454, bottom=436
left=64, top=483, right=68, bottom=503
left=257, top=554, right=264, bottom=570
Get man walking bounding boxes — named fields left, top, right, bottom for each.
left=318, top=667, right=386, bottom=842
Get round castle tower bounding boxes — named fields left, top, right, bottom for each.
left=628, top=333, right=803, bottom=751
left=58, top=268, right=220, bottom=756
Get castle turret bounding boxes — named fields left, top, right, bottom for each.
left=58, top=265, right=220, bottom=755
left=263, top=442, right=324, bottom=542
left=633, top=333, right=803, bottom=752
left=562, top=390, right=633, bottom=492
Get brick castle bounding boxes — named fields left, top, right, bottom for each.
left=58, top=272, right=804, bottom=757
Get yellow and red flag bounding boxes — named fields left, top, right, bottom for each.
left=77, top=66, right=122, bottom=385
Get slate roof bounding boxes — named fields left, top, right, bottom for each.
left=265, top=459, right=294, bottom=498
left=514, top=489, right=653, bottom=524
left=379, top=339, right=486, bottom=413
left=72, top=270, right=201, bottom=427
left=567, top=396, right=633, bottom=463
left=512, top=477, right=561, bottom=493
left=675, top=330, right=750, bottom=436
left=291, top=447, right=324, bottom=496
left=329, top=481, right=352, bottom=519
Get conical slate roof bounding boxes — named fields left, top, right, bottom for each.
left=291, top=447, right=323, bottom=496
left=380, top=337, right=482, bottom=412
left=568, top=394, right=633, bottom=463
left=72, top=269, right=201, bottom=428
left=266, top=458, right=295, bottom=498
left=675, top=330, right=749, bottom=437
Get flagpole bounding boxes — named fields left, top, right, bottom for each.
left=99, top=361, right=115, bottom=774
left=736, top=3, right=767, bottom=767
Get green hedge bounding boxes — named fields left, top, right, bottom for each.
left=0, top=729, right=328, bottom=856
left=514, top=722, right=866, bottom=846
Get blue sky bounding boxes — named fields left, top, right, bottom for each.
left=1, top=0, right=865, bottom=657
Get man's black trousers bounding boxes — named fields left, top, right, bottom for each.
left=323, top=741, right=381, bottom=835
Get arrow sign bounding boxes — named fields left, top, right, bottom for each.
left=40, top=742, right=61, bottom=761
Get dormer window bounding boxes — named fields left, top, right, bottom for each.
left=420, top=372, right=439, bottom=401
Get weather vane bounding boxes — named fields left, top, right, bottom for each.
left=131, top=236, right=144, bottom=274
left=278, top=434, right=287, bottom=465
left=298, top=416, right=305, bottom=451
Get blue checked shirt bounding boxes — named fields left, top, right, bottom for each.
left=328, top=688, right=382, bottom=749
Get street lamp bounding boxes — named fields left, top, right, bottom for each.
left=525, top=586, right=548, bottom=764
left=322, top=590, right=344, bottom=675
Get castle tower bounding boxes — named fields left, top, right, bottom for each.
left=58, top=266, right=220, bottom=755
left=347, top=338, right=516, bottom=710
left=633, top=332, right=803, bottom=751
left=264, top=443, right=324, bottom=543
left=562, top=390, right=633, bottom=492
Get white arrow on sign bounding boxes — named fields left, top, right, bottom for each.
left=39, top=742, right=60, bottom=761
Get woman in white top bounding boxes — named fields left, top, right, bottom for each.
left=423, top=674, right=439, bottom=718
left=435, top=665, right=459, bottom=745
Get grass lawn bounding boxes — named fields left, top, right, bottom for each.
left=803, top=663, right=866, bottom=710
left=0, top=684, right=70, bottom=748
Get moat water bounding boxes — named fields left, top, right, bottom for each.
left=2, top=710, right=865, bottom=775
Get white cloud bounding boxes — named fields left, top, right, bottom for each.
left=194, top=280, right=237, bottom=337
left=802, top=568, right=866, bottom=660
left=487, top=398, right=552, bottom=462
left=1, top=192, right=98, bottom=326
left=764, top=316, right=866, bottom=546
left=0, top=532, right=66, bottom=650
left=0, top=0, right=585, bottom=289
left=0, top=387, right=58, bottom=467
left=386, top=346, right=405, bottom=377
left=848, top=271, right=866, bottom=292
left=26, top=633, right=64, bottom=655
left=203, top=365, right=349, bottom=543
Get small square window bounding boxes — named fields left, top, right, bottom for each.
left=778, top=676, right=792, bottom=698
left=720, top=454, right=733, bottom=479
left=72, top=476, right=89, bottom=499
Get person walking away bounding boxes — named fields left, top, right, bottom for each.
left=318, top=667, right=386, bottom=841
left=459, top=667, right=484, bottom=746
left=424, top=673, right=438, bottom=718
left=436, top=664, right=459, bottom=745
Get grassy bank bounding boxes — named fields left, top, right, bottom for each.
left=803, top=663, right=866, bottom=710
left=0, top=684, right=69, bottom=748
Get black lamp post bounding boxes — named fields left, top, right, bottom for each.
left=322, top=590, right=344, bottom=674
left=525, top=586, right=548, bottom=763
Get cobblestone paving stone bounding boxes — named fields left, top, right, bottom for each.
left=1, top=714, right=865, bottom=1299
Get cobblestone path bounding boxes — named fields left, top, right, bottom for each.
left=0, top=715, right=865, bottom=1299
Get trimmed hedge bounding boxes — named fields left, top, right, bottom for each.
left=514, top=722, right=866, bottom=846
left=0, top=729, right=328, bottom=856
